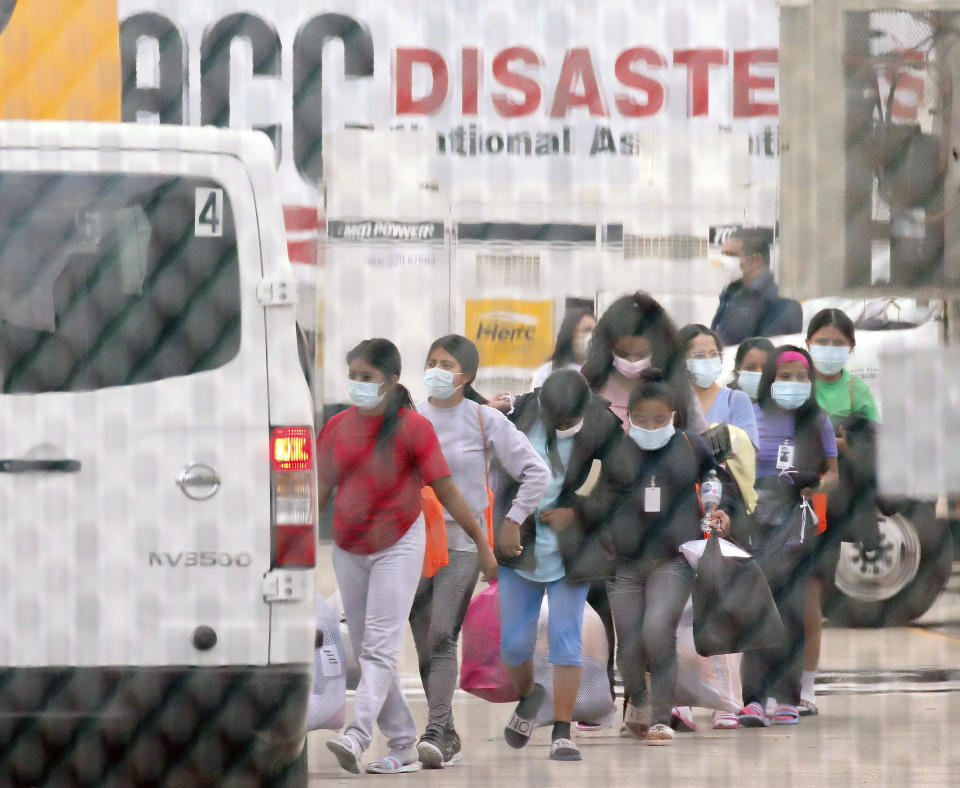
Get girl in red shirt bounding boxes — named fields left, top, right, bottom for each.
left=319, top=338, right=496, bottom=775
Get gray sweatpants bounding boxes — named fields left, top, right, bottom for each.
left=333, top=516, right=425, bottom=753
left=409, top=549, right=480, bottom=729
left=608, top=557, right=694, bottom=726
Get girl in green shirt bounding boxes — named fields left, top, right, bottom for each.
left=801, top=308, right=881, bottom=716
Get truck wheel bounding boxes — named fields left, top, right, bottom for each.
left=823, top=503, right=952, bottom=627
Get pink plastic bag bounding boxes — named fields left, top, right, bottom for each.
left=459, top=582, right=518, bottom=703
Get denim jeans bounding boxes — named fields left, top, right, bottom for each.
left=608, top=557, right=694, bottom=726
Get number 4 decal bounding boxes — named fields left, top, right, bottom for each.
left=195, top=187, right=224, bottom=237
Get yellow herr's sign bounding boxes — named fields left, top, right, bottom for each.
left=466, top=299, right=553, bottom=369
left=0, top=0, right=120, bottom=121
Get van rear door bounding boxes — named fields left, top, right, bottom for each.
left=0, top=143, right=272, bottom=668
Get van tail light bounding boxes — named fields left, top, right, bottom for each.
left=270, top=426, right=316, bottom=568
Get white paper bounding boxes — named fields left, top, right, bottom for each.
left=319, top=644, right=342, bottom=678
left=679, top=538, right=752, bottom=568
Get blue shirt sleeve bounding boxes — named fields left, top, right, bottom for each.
left=818, top=412, right=839, bottom=458
left=727, top=389, right=759, bottom=449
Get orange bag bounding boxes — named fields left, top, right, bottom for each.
left=477, top=407, right=496, bottom=551
left=812, top=492, right=828, bottom=535
left=422, top=402, right=495, bottom=579
left=484, top=487, right=495, bottom=550
left=421, top=486, right=449, bottom=578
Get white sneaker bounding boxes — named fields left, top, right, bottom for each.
left=645, top=723, right=675, bottom=746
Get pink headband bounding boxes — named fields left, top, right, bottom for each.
left=776, top=350, right=809, bottom=369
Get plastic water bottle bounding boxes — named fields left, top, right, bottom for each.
left=700, top=470, right=722, bottom=537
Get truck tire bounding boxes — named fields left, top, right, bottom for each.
left=823, top=502, right=952, bottom=627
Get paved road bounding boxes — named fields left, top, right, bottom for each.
left=308, top=558, right=960, bottom=786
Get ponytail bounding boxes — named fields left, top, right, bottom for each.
left=426, top=334, right=486, bottom=403
left=379, top=384, right=415, bottom=448
left=346, top=338, right=411, bottom=448
left=463, top=384, right=487, bottom=405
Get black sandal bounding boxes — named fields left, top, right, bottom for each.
left=504, top=684, right=546, bottom=749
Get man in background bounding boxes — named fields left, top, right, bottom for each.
left=711, top=227, right=802, bottom=345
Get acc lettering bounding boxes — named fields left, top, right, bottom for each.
left=120, top=11, right=375, bottom=186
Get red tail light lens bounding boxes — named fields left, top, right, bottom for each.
left=271, top=426, right=316, bottom=568
left=271, top=426, right=312, bottom=471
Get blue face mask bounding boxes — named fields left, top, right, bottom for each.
left=686, top=357, right=723, bottom=389
left=628, top=418, right=676, bottom=451
left=738, top=370, right=762, bottom=400
left=348, top=379, right=386, bottom=410
left=423, top=367, right=462, bottom=400
left=809, top=345, right=850, bottom=376
left=771, top=380, right=812, bottom=410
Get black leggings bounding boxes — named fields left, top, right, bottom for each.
left=741, top=542, right=810, bottom=707
left=586, top=580, right=616, bottom=701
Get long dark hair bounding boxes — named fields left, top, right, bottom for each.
left=346, top=338, right=413, bottom=447
left=757, top=345, right=828, bottom=475
left=731, top=336, right=775, bottom=390
left=582, top=292, right=681, bottom=390
left=581, top=292, right=695, bottom=426
left=549, top=307, right=594, bottom=367
left=427, top=334, right=486, bottom=404
left=676, top=323, right=724, bottom=356
left=538, top=369, right=590, bottom=474
left=757, top=345, right=818, bottom=418
left=806, top=307, right=856, bottom=346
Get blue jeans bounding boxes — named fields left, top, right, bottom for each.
left=498, top=567, right=589, bottom=667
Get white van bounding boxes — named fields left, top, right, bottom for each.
left=0, top=122, right=316, bottom=786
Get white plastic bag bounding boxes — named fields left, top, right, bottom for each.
left=325, top=589, right=361, bottom=690
left=532, top=598, right=616, bottom=728
left=679, top=537, right=751, bottom=568
left=308, top=594, right=347, bottom=731
left=674, top=597, right=743, bottom=713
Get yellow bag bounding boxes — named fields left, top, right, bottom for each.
left=714, top=423, right=758, bottom=515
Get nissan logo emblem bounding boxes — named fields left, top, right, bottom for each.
left=176, top=463, right=221, bottom=500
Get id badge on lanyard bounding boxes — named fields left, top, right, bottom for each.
left=776, top=438, right=796, bottom=470
left=644, top=475, right=661, bottom=513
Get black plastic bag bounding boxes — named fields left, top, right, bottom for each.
left=692, top=533, right=785, bottom=657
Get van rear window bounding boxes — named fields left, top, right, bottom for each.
left=0, top=173, right=241, bottom=393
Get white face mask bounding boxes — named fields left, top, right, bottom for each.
left=423, top=367, right=462, bottom=400
left=771, top=380, right=812, bottom=410
left=628, top=416, right=676, bottom=451
left=719, top=252, right=743, bottom=281
left=574, top=332, right=592, bottom=358
left=612, top=354, right=652, bottom=379
left=555, top=420, right=584, bottom=440
left=737, top=369, right=762, bottom=399
left=348, top=378, right=386, bottom=410
left=686, top=357, right=723, bottom=389
left=809, top=345, right=850, bottom=376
